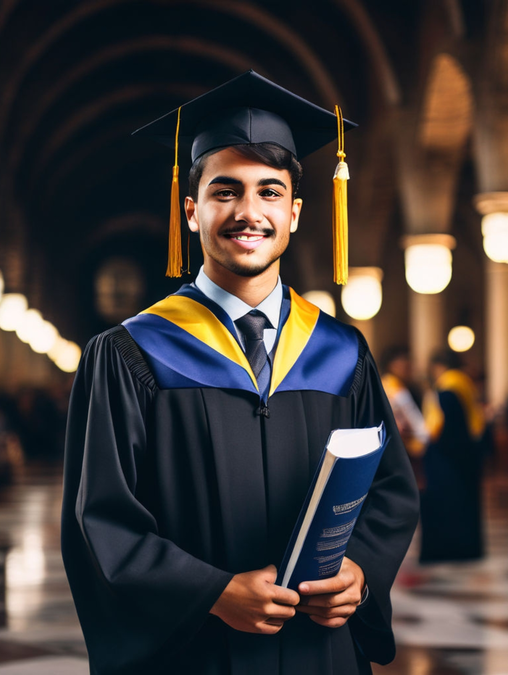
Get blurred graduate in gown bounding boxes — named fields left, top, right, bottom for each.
left=420, top=350, right=485, bottom=563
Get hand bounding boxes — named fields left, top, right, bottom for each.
left=210, top=564, right=300, bottom=634
left=295, top=557, right=365, bottom=628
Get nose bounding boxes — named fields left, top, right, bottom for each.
left=235, top=193, right=263, bottom=225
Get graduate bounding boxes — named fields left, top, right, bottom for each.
left=420, top=349, right=485, bottom=563
left=61, top=71, right=419, bottom=675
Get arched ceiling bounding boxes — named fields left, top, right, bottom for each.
left=0, top=0, right=429, bottom=340
left=419, top=53, right=473, bottom=152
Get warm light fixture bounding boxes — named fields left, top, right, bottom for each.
left=341, top=268, right=383, bottom=321
left=402, top=234, right=456, bottom=294
left=0, top=293, right=78, bottom=369
left=474, top=193, right=508, bottom=264
left=29, top=321, right=59, bottom=354
left=448, top=325, right=475, bottom=352
left=48, top=338, right=81, bottom=372
left=16, top=308, right=43, bottom=343
left=302, top=291, right=336, bottom=317
left=481, top=213, right=508, bottom=263
left=0, top=293, right=28, bottom=331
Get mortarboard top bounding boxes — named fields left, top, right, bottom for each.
left=132, top=69, right=356, bottom=162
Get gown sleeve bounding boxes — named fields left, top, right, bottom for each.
left=344, top=334, right=420, bottom=665
left=61, top=326, right=233, bottom=673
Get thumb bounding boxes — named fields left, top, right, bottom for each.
left=261, top=564, right=278, bottom=583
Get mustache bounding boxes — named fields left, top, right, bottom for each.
left=221, top=225, right=275, bottom=237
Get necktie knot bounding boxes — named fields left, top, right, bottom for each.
left=235, top=311, right=271, bottom=341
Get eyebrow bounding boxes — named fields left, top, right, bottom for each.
left=208, top=176, right=287, bottom=190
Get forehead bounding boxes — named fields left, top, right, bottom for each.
left=199, top=147, right=290, bottom=182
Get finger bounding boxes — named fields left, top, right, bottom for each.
left=266, top=603, right=296, bottom=620
left=296, top=603, right=357, bottom=619
left=298, top=577, right=347, bottom=596
left=298, top=589, right=362, bottom=609
left=257, top=621, right=284, bottom=635
left=261, top=564, right=278, bottom=583
left=297, top=593, right=342, bottom=609
left=264, top=620, right=285, bottom=630
left=309, top=614, right=349, bottom=629
left=272, top=585, right=300, bottom=607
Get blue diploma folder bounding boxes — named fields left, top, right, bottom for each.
left=276, top=423, right=387, bottom=590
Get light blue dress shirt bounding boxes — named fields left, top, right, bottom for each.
left=194, top=267, right=282, bottom=354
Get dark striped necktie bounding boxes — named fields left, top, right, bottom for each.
left=235, top=311, right=272, bottom=392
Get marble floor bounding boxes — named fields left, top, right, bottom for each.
left=373, top=473, right=508, bottom=675
left=0, top=462, right=505, bottom=674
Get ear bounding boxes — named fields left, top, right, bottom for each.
left=185, top=196, right=199, bottom=232
left=290, top=198, right=303, bottom=233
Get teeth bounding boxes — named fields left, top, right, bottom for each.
left=235, top=235, right=262, bottom=241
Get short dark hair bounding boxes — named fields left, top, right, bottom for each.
left=188, top=143, right=303, bottom=201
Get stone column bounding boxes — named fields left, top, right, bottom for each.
left=471, top=1, right=508, bottom=410
left=475, top=193, right=508, bottom=411
left=394, top=99, right=464, bottom=380
left=484, top=260, right=508, bottom=411
left=408, top=291, right=445, bottom=379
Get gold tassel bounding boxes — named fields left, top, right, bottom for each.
left=332, top=105, right=349, bottom=285
left=166, top=106, right=183, bottom=277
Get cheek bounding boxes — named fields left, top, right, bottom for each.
left=272, top=202, right=295, bottom=225
left=202, top=201, right=234, bottom=226
left=272, top=208, right=294, bottom=236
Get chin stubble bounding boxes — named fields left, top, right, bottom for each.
left=224, top=257, right=281, bottom=277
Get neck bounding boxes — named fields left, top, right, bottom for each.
left=203, top=261, right=280, bottom=306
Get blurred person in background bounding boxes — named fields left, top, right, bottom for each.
left=381, top=346, right=429, bottom=488
left=420, top=349, right=485, bottom=563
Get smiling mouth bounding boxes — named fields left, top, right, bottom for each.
left=230, top=234, right=265, bottom=241
left=223, top=230, right=272, bottom=251
left=223, top=228, right=274, bottom=240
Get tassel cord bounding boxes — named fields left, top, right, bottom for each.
left=333, top=105, right=349, bottom=285
left=166, top=106, right=183, bottom=277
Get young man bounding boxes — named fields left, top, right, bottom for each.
left=62, top=71, right=419, bottom=675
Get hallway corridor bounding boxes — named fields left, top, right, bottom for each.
left=0, top=463, right=504, bottom=674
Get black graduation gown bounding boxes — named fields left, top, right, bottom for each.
left=420, top=388, right=484, bottom=563
left=61, top=285, right=419, bottom=675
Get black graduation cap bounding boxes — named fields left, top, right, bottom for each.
left=132, top=69, right=356, bottom=162
left=133, top=70, right=356, bottom=283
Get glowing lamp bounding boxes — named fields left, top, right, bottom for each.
left=0, top=293, right=28, bottom=331
left=402, top=234, right=456, bottom=294
left=302, top=291, right=336, bottom=317
left=448, top=325, right=475, bottom=352
left=341, top=268, right=383, bottom=321
left=16, top=309, right=43, bottom=343
left=29, top=321, right=58, bottom=354
left=481, top=213, right=508, bottom=263
left=49, top=339, right=81, bottom=372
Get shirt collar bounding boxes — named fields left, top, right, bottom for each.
left=195, top=267, right=282, bottom=329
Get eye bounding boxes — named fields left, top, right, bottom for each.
left=214, top=188, right=237, bottom=199
left=260, top=188, right=282, bottom=198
